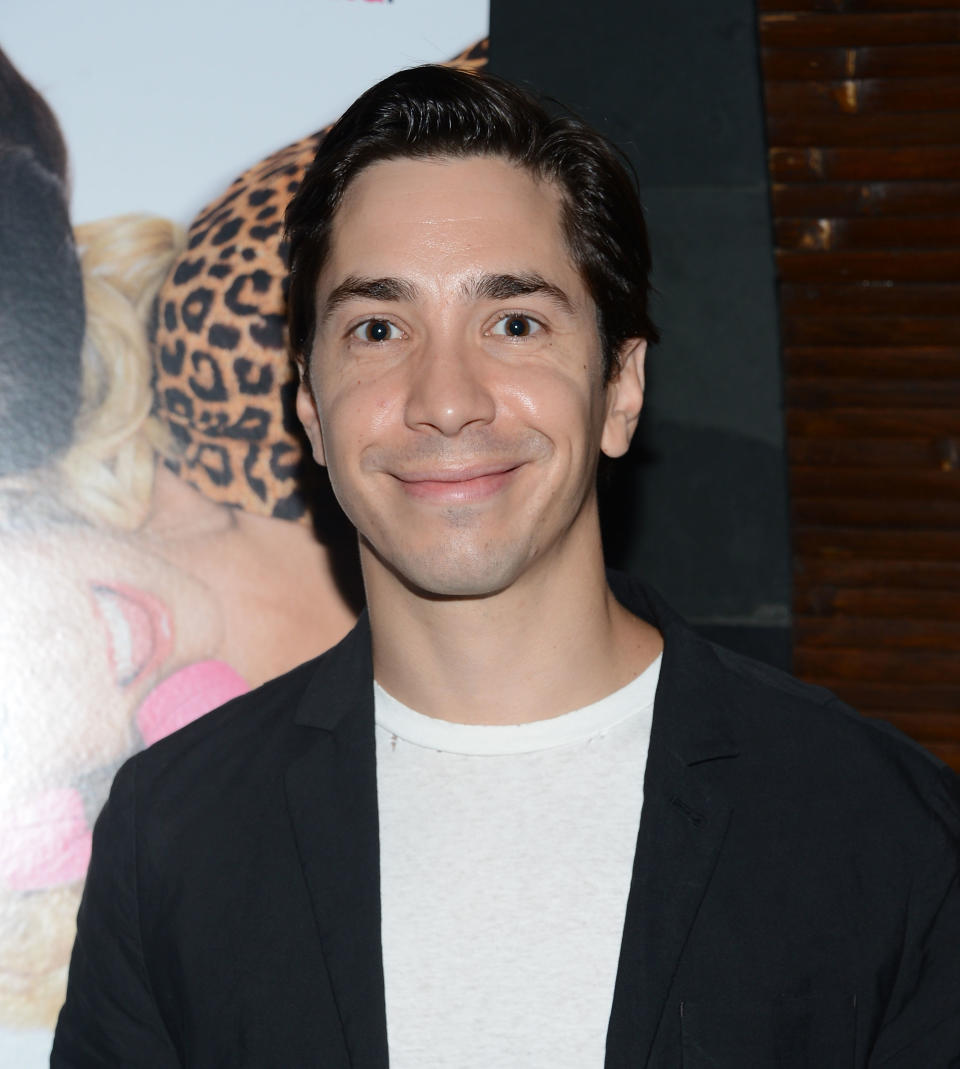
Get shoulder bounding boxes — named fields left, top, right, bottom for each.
left=705, top=640, right=960, bottom=849
left=93, top=636, right=367, bottom=898
left=132, top=654, right=321, bottom=778
left=612, top=570, right=959, bottom=839
left=96, top=658, right=313, bottom=861
left=115, top=613, right=371, bottom=816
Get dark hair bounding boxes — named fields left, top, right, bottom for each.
left=0, top=45, right=69, bottom=182
left=286, top=65, right=658, bottom=381
left=0, top=48, right=84, bottom=477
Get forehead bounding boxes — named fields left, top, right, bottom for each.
left=324, top=155, right=575, bottom=285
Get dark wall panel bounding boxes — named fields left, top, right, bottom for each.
left=489, top=0, right=792, bottom=667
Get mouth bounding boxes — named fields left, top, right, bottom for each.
left=89, top=582, right=174, bottom=688
left=393, top=463, right=523, bottom=503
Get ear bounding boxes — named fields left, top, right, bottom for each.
left=295, top=375, right=326, bottom=467
left=600, top=338, right=646, bottom=459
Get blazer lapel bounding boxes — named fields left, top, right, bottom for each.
left=605, top=579, right=740, bottom=1068
left=280, top=577, right=740, bottom=1069
left=284, top=614, right=389, bottom=1069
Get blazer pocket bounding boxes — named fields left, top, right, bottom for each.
left=680, top=993, right=856, bottom=1068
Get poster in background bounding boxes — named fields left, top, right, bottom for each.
left=0, top=2, right=488, bottom=1061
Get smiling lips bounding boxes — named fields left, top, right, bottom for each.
left=394, top=463, right=522, bottom=503
left=90, top=582, right=174, bottom=688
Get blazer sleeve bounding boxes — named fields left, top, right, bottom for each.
left=51, top=757, right=181, bottom=1068
left=868, top=766, right=960, bottom=1067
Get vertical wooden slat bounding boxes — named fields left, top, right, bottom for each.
left=759, top=2, right=960, bottom=771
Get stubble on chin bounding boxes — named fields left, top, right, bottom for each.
left=360, top=527, right=527, bottom=601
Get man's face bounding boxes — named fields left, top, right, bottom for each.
left=297, top=155, right=644, bottom=599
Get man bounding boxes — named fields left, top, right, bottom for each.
left=54, top=66, right=960, bottom=1067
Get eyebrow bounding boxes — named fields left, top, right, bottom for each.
left=471, top=273, right=574, bottom=314
left=319, top=275, right=419, bottom=324
left=319, top=271, right=575, bottom=324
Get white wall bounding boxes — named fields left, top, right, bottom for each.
left=4, top=0, right=488, bottom=224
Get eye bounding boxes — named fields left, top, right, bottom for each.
left=350, top=318, right=403, bottom=343
left=489, top=314, right=542, bottom=338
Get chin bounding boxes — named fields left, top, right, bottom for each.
left=365, top=536, right=529, bottom=601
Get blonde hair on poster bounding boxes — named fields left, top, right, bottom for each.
left=61, top=214, right=185, bottom=530
left=0, top=215, right=183, bottom=1026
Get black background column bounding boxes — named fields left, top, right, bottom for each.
left=488, top=0, right=793, bottom=668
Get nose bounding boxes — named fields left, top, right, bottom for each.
left=404, top=342, right=496, bottom=437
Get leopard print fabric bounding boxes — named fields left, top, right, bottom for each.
left=151, top=38, right=489, bottom=522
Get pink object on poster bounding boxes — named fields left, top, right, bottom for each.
left=136, top=660, right=249, bottom=746
left=0, top=787, right=92, bottom=891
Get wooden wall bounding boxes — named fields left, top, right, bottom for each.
left=758, top=1, right=960, bottom=770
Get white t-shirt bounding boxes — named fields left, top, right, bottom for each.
left=374, top=653, right=661, bottom=1068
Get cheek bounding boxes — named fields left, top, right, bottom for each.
left=319, top=386, right=401, bottom=462
left=1, top=634, right=126, bottom=795
left=0, top=571, right=159, bottom=787
left=502, top=370, right=603, bottom=448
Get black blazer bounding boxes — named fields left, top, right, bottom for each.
left=53, top=577, right=960, bottom=1067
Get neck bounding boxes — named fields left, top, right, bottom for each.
left=364, top=533, right=661, bottom=726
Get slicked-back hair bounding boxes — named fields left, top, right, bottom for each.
left=285, top=65, right=659, bottom=382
